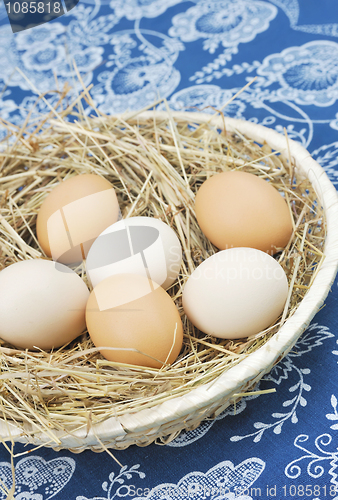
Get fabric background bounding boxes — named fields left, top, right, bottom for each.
left=0, top=1, right=338, bottom=498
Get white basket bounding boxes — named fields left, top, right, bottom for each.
left=1, top=112, right=338, bottom=452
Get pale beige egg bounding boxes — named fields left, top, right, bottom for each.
left=86, top=273, right=183, bottom=368
left=36, top=174, right=120, bottom=265
left=182, top=247, right=288, bottom=339
left=0, top=259, right=89, bottom=350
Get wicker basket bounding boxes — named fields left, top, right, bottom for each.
left=1, top=112, right=338, bottom=452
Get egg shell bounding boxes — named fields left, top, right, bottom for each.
left=195, top=170, right=293, bottom=254
left=86, top=216, right=182, bottom=290
left=86, top=273, right=183, bottom=368
left=36, top=174, right=120, bottom=265
left=0, top=259, right=90, bottom=350
left=182, top=247, right=288, bottom=339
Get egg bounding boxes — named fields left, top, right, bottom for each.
left=195, top=170, right=293, bottom=254
left=86, top=273, right=183, bottom=368
left=36, top=174, right=120, bottom=265
left=86, top=216, right=182, bottom=290
left=182, top=247, right=288, bottom=339
left=0, top=259, right=90, bottom=350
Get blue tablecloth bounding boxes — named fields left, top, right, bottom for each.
left=1, top=1, right=338, bottom=499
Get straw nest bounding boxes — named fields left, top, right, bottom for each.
left=0, top=83, right=326, bottom=454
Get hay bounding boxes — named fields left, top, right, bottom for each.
left=0, top=82, right=325, bottom=448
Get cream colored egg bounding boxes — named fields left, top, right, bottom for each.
left=36, top=174, right=120, bottom=265
left=86, top=273, right=183, bottom=368
left=0, top=259, right=90, bottom=350
left=182, top=247, right=288, bottom=339
left=86, top=216, right=182, bottom=290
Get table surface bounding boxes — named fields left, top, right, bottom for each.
left=1, top=1, right=338, bottom=499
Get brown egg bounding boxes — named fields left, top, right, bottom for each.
left=195, top=171, right=293, bottom=254
left=37, top=174, right=120, bottom=265
left=86, top=273, right=183, bottom=368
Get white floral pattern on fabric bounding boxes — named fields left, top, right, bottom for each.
left=169, top=0, right=277, bottom=53
left=57, top=46, right=104, bottom=76
left=312, top=142, right=338, bottom=188
left=0, top=25, right=24, bottom=88
left=111, top=0, right=183, bottom=20
left=14, top=22, right=65, bottom=50
left=231, top=324, right=334, bottom=442
left=76, top=459, right=265, bottom=500
left=22, top=44, right=67, bottom=72
left=0, top=97, right=17, bottom=122
left=171, top=0, right=277, bottom=84
left=77, top=464, right=146, bottom=500
left=0, top=94, right=18, bottom=128
left=0, top=456, right=75, bottom=500
left=284, top=394, right=338, bottom=492
left=257, top=40, right=338, bottom=107
left=0, top=22, right=96, bottom=92
left=67, top=14, right=120, bottom=47
left=285, top=434, right=338, bottom=490
left=0, top=96, right=18, bottom=142
left=137, top=458, right=266, bottom=500
left=269, top=0, right=300, bottom=26
left=91, top=31, right=182, bottom=113
left=270, top=0, right=338, bottom=37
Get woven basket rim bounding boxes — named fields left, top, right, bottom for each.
left=1, top=112, right=338, bottom=450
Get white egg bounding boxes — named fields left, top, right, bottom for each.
left=182, top=247, right=288, bottom=339
left=0, top=259, right=90, bottom=350
left=86, top=216, right=182, bottom=289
